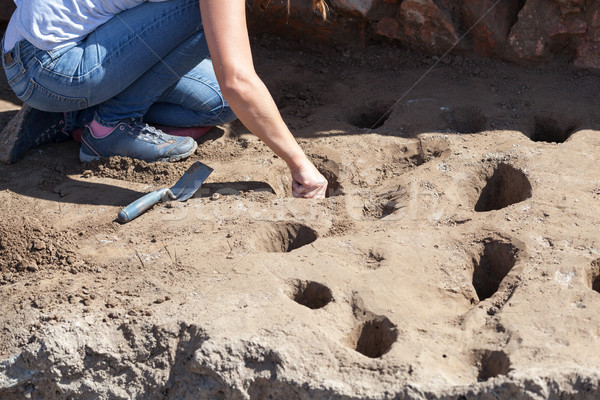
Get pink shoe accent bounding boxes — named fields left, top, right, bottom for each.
left=153, top=125, right=212, bottom=140
left=89, top=120, right=116, bottom=139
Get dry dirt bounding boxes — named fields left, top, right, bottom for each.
left=1, top=32, right=600, bottom=399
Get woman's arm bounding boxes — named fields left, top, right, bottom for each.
left=199, top=0, right=327, bottom=199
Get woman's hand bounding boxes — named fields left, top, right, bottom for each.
left=291, top=160, right=328, bottom=199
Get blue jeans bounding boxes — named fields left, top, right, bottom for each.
left=1, top=0, right=236, bottom=133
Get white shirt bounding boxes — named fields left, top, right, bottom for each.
left=4, top=0, right=170, bottom=52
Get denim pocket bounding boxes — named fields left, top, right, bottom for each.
left=2, top=51, right=26, bottom=88
left=24, top=78, right=89, bottom=112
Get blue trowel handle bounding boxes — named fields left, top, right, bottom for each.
left=118, top=188, right=172, bottom=223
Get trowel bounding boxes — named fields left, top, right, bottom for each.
left=117, top=161, right=213, bottom=223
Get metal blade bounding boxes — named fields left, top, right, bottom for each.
left=170, top=161, right=213, bottom=201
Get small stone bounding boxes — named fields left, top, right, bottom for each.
left=31, top=239, right=46, bottom=251
left=83, top=170, right=93, bottom=178
left=211, top=193, right=221, bottom=201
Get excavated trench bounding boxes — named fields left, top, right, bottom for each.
left=3, top=1, right=600, bottom=397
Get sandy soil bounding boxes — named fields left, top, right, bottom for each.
left=2, top=32, right=600, bottom=399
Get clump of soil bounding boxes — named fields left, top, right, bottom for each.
left=86, top=156, right=189, bottom=185
left=0, top=215, right=79, bottom=285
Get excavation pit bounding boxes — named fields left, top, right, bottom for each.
left=350, top=317, right=398, bottom=359
left=589, top=259, right=600, bottom=294
left=313, top=159, right=344, bottom=197
left=255, top=223, right=318, bottom=253
left=531, top=115, right=577, bottom=143
left=350, top=101, right=394, bottom=129
left=475, top=164, right=532, bottom=212
left=447, top=106, right=487, bottom=134
left=477, top=350, right=511, bottom=381
left=472, top=238, right=518, bottom=301
left=288, top=280, right=333, bottom=309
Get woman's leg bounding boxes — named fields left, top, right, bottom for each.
left=144, top=59, right=237, bottom=128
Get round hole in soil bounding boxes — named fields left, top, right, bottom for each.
left=477, top=350, right=511, bottom=381
left=472, top=238, right=518, bottom=301
left=531, top=115, right=577, bottom=143
left=447, top=106, right=487, bottom=133
left=318, top=168, right=343, bottom=198
left=288, top=279, right=333, bottom=309
left=353, top=317, right=398, bottom=359
left=313, top=159, right=343, bottom=197
left=589, top=259, right=600, bottom=293
left=350, top=101, right=394, bottom=129
left=255, top=223, right=318, bottom=253
left=475, top=163, right=532, bottom=212
left=593, top=275, right=600, bottom=293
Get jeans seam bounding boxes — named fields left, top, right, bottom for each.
left=183, top=75, right=227, bottom=120
left=28, top=78, right=88, bottom=108
left=7, top=66, right=26, bottom=87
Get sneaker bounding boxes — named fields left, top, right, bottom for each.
left=0, top=104, right=68, bottom=164
left=79, top=119, right=198, bottom=163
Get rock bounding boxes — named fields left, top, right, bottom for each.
left=508, top=0, right=588, bottom=63
left=0, top=0, right=15, bottom=22
left=398, top=0, right=461, bottom=54
left=574, top=38, right=600, bottom=70
left=507, top=0, right=556, bottom=62
left=375, top=16, right=399, bottom=39
left=31, top=239, right=46, bottom=252
left=376, top=0, right=461, bottom=55
left=574, top=2, right=600, bottom=71
left=461, top=0, right=523, bottom=57
left=329, top=0, right=377, bottom=18
left=555, top=0, right=585, bottom=15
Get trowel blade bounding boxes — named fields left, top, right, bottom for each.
left=171, top=161, right=213, bottom=201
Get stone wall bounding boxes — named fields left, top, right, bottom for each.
left=247, top=0, right=600, bottom=70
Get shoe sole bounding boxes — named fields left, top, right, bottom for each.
left=0, top=105, right=32, bottom=165
left=79, top=140, right=198, bottom=163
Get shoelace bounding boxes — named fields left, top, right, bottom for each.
left=129, top=119, right=168, bottom=144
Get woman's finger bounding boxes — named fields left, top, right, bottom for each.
left=295, top=182, right=326, bottom=199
